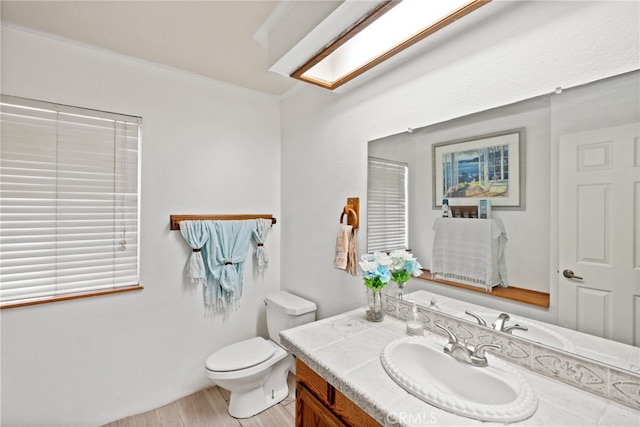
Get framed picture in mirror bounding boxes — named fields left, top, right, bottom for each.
left=433, top=128, right=525, bottom=208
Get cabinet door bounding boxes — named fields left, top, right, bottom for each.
left=296, top=358, right=332, bottom=407
left=295, top=359, right=381, bottom=427
left=296, top=383, right=346, bottom=427
left=332, top=391, right=380, bottom=427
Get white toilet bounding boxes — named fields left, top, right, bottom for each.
left=204, top=291, right=316, bottom=418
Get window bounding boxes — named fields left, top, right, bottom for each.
left=0, top=95, right=141, bottom=308
left=367, top=156, right=408, bottom=253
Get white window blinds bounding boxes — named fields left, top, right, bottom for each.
left=0, top=95, right=141, bottom=305
left=367, top=156, right=408, bottom=253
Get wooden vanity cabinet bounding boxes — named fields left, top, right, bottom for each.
left=295, top=359, right=380, bottom=427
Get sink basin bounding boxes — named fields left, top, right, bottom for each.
left=381, top=336, right=537, bottom=423
left=509, top=321, right=576, bottom=352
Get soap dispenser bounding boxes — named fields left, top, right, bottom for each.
left=406, top=303, right=423, bottom=336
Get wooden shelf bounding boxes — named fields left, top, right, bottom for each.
left=417, top=270, right=550, bottom=308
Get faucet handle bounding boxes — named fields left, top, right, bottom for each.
left=470, top=343, right=501, bottom=367
left=465, top=310, right=487, bottom=326
left=473, top=343, right=501, bottom=358
left=434, top=322, right=458, bottom=344
left=435, top=322, right=474, bottom=364
left=504, top=324, right=529, bottom=334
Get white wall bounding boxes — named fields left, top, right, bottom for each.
left=281, top=1, right=640, bottom=323
left=1, top=27, right=281, bottom=425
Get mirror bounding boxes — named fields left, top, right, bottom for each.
left=399, top=289, right=639, bottom=375
left=368, top=70, right=640, bottom=373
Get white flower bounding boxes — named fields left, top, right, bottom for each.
left=359, top=252, right=393, bottom=288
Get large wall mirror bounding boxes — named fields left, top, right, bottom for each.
left=368, top=70, right=639, bottom=374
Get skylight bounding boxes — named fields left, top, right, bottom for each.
left=291, top=0, right=490, bottom=90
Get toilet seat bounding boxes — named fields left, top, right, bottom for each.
left=206, top=337, right=275, bottom=372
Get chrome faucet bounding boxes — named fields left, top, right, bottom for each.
left=436, top=323, right=472, bottom=364
left=492, top=313, right=528, bottom=334
left=492, top=313, right=510, bottom=331
left=435, top=323, right=500, bottom=367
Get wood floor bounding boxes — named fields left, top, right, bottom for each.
left=105, top=374, right=296, bottom=427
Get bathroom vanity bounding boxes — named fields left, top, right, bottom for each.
left=280, top=305, right=638, bottom=426
left=295, top=359, right=379, bottom=426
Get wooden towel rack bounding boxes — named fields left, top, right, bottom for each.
left=339, top=197, right=359, bottom=230
left=170, top=214, right=276, bottom=231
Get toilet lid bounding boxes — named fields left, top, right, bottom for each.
left=206, top=337, right=275, bottom=372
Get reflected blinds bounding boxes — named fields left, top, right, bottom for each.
left=367, top=156, right=408, bottom=253
left=0, top=95, right=141, bottom=305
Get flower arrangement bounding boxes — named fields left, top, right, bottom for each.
left=359, top=252, right=392, bottom=290
left=359, top=250, right=423, bottom=290
left=388, top=249, right=423, bottom=285
left=359, top=250, right=422, bottom=321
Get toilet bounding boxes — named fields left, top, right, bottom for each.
left=204, top=291, right=316, bottom=418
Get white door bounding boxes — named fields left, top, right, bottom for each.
left=558, top=122, right=640, bottom=346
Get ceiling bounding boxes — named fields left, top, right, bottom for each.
left=1, top=1, right=513, bottom=97
left=0, top=0, right=346, bottom=96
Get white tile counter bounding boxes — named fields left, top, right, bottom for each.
left=280, top=308, right=639, bottom=427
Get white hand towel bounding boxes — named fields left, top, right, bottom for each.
left=333, top=224, right=352, bottom=270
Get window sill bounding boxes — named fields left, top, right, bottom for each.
left=0, top=285, right=144, bottom=310
left=417, top=270, right=549, bottom=308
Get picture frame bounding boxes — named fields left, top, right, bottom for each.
left=433, top=128, right=525, bottom=208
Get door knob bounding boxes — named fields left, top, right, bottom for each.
left=562, top=269, right=583, bottom=280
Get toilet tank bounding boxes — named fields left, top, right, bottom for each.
left=265, top=291, right=317, bottom=345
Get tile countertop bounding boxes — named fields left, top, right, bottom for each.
left=279, top=308, right=640, bottom=427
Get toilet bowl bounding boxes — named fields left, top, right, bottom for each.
left=204, top=291, right=316, bottom=418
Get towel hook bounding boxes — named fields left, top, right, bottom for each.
left=340, top=207, right=357, bottom=225
left=339, top=197, right=359, bottom=229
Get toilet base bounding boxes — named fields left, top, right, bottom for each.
left=226, top=354, right=293, bottom=419
left=227, top=380, right=289, bottom=418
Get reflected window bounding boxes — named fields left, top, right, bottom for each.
left=367, top=156, right=408, bottom=252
